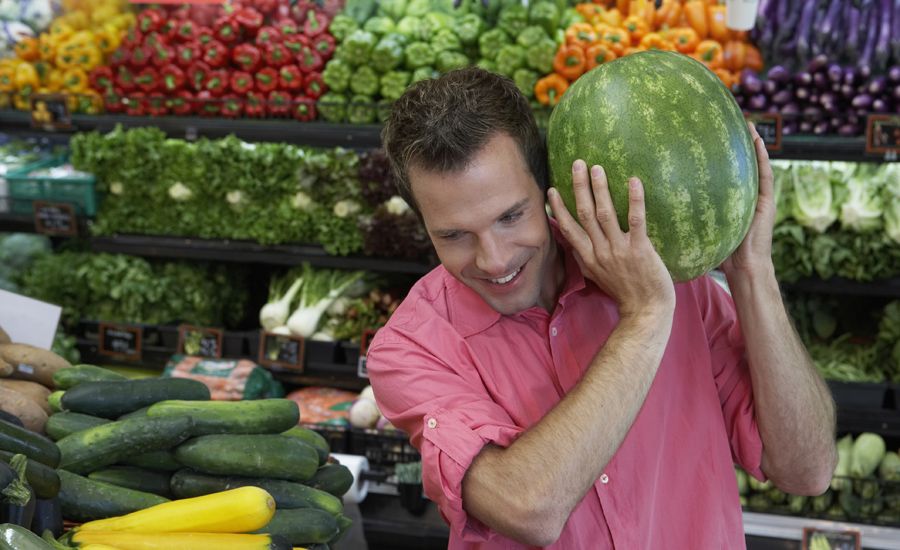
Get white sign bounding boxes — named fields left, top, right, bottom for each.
left=0, top=289, right=61, bottom=349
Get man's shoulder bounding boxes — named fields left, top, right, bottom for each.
left=379, top=265, right=456, bottom=335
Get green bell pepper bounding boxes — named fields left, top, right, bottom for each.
left=350, top=66, right=379, bottom=96
left=377, top=0, right=407, bottom=21
left=318, top=92, right=347, bottom=123
left=517, top=26, right=547, bottom=49
left=397, top=16, right=426, bottom=40
left=411, top=66, right=439, bottom=83
left=528, top=1, right=560, bottom=36
left=560, top=8, right=585, bottom=29
left=498, top=4, right=528, bottom=37
left=526, top=38, right=557, bottom=73
left=348, top=94, right=377, bottom=124
left=476, top=58, right=498, bottom=73
left=363, top=16, right=397, bottom=36
left=495, top=44, right=526, bottom=76
left=478, top=28, right=511, bottom=61
left=513, top=68, right=539, bottom=99
left=436, top=51, right=470, bottom=72
left=328, top=15, right=360, bottom=42
left=423, top=12, right=455, bottom=35
left=342, top=30, right=377, bottom=63
left=454, top=13, right=484, bottom=46
left=371, top=35, right=406, bottom=73
left=380, top=70, right=411, bottom=100
left=405, top=0, right=430, bottom=17
left=431, top=29, right=462, bottom=52
left=322, top=59, right=352, bottom=92
left=405, top=41, right=436, bottom=70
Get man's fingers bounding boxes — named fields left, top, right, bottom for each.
left=749, top=123, right=775, bottom=201
left=548, top=186, right=596, bottom=262
left=627, top=177, right=647, bottom=235
left=571, top=160, right=607, bottom=246
left=589, top=165, right=624, bottom=244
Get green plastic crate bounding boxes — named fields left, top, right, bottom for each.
left=6, top=158, right=98, bottom=216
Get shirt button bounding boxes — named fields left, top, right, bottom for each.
left=551, top=327, right=558, bottom=336
left=600, top=474, right=609, bottom=484
left=427, top=418, right=437, bottom=429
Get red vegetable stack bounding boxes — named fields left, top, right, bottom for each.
left=88, top=0, right=334, bottom=120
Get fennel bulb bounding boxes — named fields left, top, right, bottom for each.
left=260, top=276, right=304, bottom=331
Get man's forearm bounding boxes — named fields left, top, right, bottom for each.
left=462, top=310, right=673, bottom=545
left=727, top=265, right=837, bottom=495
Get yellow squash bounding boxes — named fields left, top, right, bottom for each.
left=72, top=532, right=285, bottom=550
left=78, top=487, right=276, bottom=534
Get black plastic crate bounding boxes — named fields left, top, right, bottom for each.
left=302, top=423, right=351, bottom=455
left=828, top=380, right=890, bottom=410
left=350, top=427, right=420, bottom=469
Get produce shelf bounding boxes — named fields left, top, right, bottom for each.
left=89, top=234, right=435, bottom=274
left=783, top=277, right=900, bottom=298
left=0, top=212, right=39, bottom=233
left=743, top=511, right=900, bottom=550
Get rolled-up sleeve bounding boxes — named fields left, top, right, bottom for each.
left=367, top=333, right=524, bottom=541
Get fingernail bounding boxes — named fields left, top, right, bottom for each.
left=573, top=160, right=585, bottom=173
left=629, top=178, right=640, bottom=190
left=591, top=165, right=603, bottom=178
left=548, top=188, right=557, bottom=198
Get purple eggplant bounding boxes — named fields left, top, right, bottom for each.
left=848, top=114, right=860, bottom=125
left=800, top=120, right=814, bottom=133
left=772, top=89, right=793, bottom=106
left=749, top=94, right=768, bottom=111
left=803, top=105, right=824, bottom=119
left=893, top=0, right=900, bottom=63
left=763, top=79, right=779, bottom=96
left=813, top=120, right=831, bottom=135
left=858, top=2, right=880, bottom=75
left=843, top=67, right=858, bottom=86
left=872, top=98, right=888, bottom=112
left=767, top=65, right=791, bottom=84
left=813, top=71, right=829, bottom=89
left=826, top=63, right=843, bottom=83
left=893, top=84, right=900, bottom=101
left=838, top=124, right=860, bottom=136
left=740, top=69, right=764, bottom=94
left=783, top=123, right=796, bottom=136
left=820, top=92, right=839, bottom=111
left=794, top=71, right=813, bottom=86
left=793, top=0, right=819, bottom=62
left=816, top=0, right=844, bottom=49
left=795, top=86, right=811, bottom=100
left=869, top=76, right=888, bottom=95
left=852, top=94, right=874, bottom=109
left=873, top=0, right=892, bottom=72
left=840, top=84, right=856, bottom=98
left=845, top=5, right=861, bottom=60
left=775, top=0, right=802, bottom=55
left=807, top=54, right=830, bottom=74
left=734, top=94, right=746, bottom=108
left=810, top=93, right=821, bottom=104
left=782, top=102, right=801, bottom=117
left=889, top=66, right=900, bottom=84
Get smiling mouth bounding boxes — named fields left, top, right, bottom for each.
left=489, top=266, right=522, bottom=285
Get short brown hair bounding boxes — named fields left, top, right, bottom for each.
left=382, top=67, right=548, bottom=216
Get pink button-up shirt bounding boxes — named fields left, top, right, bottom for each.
left=367, top=232, right=764, bottom=549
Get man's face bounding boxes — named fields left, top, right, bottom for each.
left=411, top=132, right=560, bottom=315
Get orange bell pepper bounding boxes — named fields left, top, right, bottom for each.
left=599, top=8, right=623, bottom=27
left=628, top=0, right=654, bottom=26
left=576, top=3, right=605, bottom=20
left=722, top=40, right=746, bottom=72
left=535, top=74, right=569, bottom=106
left=601, top=27, right=631, bottom=55
left=622, top=15, right=649, bottom=46
left=38, top=35, right=56, bottom=62
left=639, top=33, right=675, bottom=51
left=14, top=37, right=40, bottom=62
left=683, top=0, right=708, bottom=40
left=707, top=4, right=729, bottom=42
left=616, top=0, right=629, bottom=16
left=693, top=39, right=723, bottom=69
left=553, top=44, right=587, bottom=81
left=713, top=68, right=736, bottom=90
left=654, top=0, right=682, bottom=29
left=585, top=43, right=617, bottom=70
left=565, top=23, right=598, bottom=48
left=669, top=27, right=700, bottom=54
left=744, top=44, right=763, bottom=72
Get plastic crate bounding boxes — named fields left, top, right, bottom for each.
left=6, top=158, right=98, bottom=216
left=350, top=427, right=421, bottom=469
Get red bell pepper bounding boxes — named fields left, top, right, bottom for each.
left=235, top=7, right=264, bottom=35
left=176, top=42, right=201, bottom=69
left=221, top=94, right=243, bottom=118
left=296, top=46, right=323, bottom=74
left=122, top=28, right=143, bottom=49
left=109, top=49, right=129, bottom=67
left=129, top=45, right=152, bottom=68
left=268, top=90, right=291, bottom=116
left=214, top=15, right=241, bottom=44
left=291, top=1, right=316, bottom=23
left=255, top=26, right=282, bottom=47
left=116, top=65, right=136, bottom=91
left=137, top=8, right=164, bottom=34
left=265, top=44, right=291, bottom=67
left=135, top=67, right=159, bottom=93
left=303, top=11, right=329, bottom=38
left=103, top=88, right=125, bottom=113
left=125, top=92, right=147, bottom=116
left=303, top=72, right=325, bottom=99
left=230, top=71, right=254, bottom=94
left=187, top=61, right=211, bottom=92
left=232, top=43, right=261, bottom=72
left=89, top=66, right=115, bottom=92
left=161, top=64, right=185, bottom=92
left=275, top=18, right=300, bottom=37
left=312, top=34, right=335, bottom=58
left=147, top=95, right=169, bottom=116
left=169, top=19, right=197, bottom=43
left=254, top=0, right=278, bottom=16
left=196, top=90, right=222, bottom=117
left=151, top=45, right=176, bottom=68
left=202, top=40, right=228, bottom=68
left=292, top=95, right=316, bottom=121
left=143, top=32, right=166, bottom=50
left=196, top=26, right=215, bottom=46
left=204, top=69, right=229, bottom=96
left=245, top=91, right=267, bottom=117
left=168, top=90, right=195, bottom=116
left=282, top=36, right=309, bottom=55
left=278, top=65, right=303, bottom=91
left=255, top=67, right=279, bottom=93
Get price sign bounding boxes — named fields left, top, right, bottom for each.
left=30, top=94, right=71, bottom=131
left=33, top=202, right=77, bottom=237
left=98, top=323, right=142, bottom=362
left=177, top=325, right=223, bottom=358
left=866, top=114, right=900, bottom=158
left=258, top=331, right=305, bottom=372
left=744, top=112, right=782, bottom=151
left=357, top=328, right=379, bottom=379
left=802, top=527, right=860, bottom=550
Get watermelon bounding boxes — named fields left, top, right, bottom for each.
left=547, top=50, right=758, bottom=281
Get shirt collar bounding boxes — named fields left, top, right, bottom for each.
left=445, top=216, right=587, bottom=338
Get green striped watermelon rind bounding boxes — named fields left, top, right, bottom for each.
left=547, top=50, right=758, bottom=282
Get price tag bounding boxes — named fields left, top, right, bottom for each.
left=98, top=323, right=142, bottom=362
left=356, top=328, right=379, bottom=379
left=258, top=331, right=305, bottom=372
left=30, top=94, right=71, bottom=131
left=802, top=527, right=860, bottom=550
left=866, top=114, right=900, bottom=157
left=357, top=356, right=368, bottom=378
left=33, top=201, right=77, bottom=237
left=744, top=112, right=782, bottom=151
left=177, top=325, right=223, bottom=358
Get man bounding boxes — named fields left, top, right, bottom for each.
left=366, top=67, right=836, bottom=549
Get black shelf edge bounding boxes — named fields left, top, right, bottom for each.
left=0, top=212, right=37, bottom=232
left=837, top=406, right=900, bottom=438
left=782, top=276, right=900, bottom=297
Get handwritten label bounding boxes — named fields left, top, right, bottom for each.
left=30, top=94, right=71, bottom=130
left=258, top=331, right=305, bottom=372
left=744, top=112, right=782, bottom=151
left=866, top=114, right=900, bottom=157
left=802, top=528, right=861, bottom=550
left=98, top=323, right=142, bottom=362
left=33, top=202, right=77, bottom=237
left=357, top=356, right=368, bottom=378
left=177, top=325, right=223, bottom=358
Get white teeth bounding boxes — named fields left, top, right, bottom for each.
left=490, top=268, right=521, bottom=285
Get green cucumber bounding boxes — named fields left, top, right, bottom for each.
left=0, top=523, right=53, bottom=550
left=57, top=470, right=168, bottom=522
left=253, top=508, right=339, bottom=545
left=61, top=378, right=210, bottom=419
left=120, top=450, right=182, bottom=472
left=45, top=412, right=110, bottom=441
left=169, top=470, right=343, bottom=516
left=118, top=406, right=150, bottom=420
left=330, top=514, right=354, bottom=545
left=57, top=416, right=194, bottom=474
left=0, top=418, right=60, bottom=467
left=147, top=399, right=299, bottom=436
left=52, top=365, right=127, bottom=390
left=0, top=450, right=59, bottom=499
left=174, top=435, right=318, bottom=482
left=306, top=463, right=354, bottom=497
left=282, top=426, right=329, bottom=465
left=88, top=466, right=172, bottom=498
left=47, top=392, right=64, bottom=413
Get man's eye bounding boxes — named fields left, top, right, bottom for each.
left=440, top=232, right=462, bottom=241
left=501, top=211, right=523, bottom=224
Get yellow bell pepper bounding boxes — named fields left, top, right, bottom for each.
left=49, top=21, right=75, bottom=41
left=14, top=37, right=40, bottom=62
left=95, top=26, right=121, bottom=54
left=0, top=67, right=15, bottom=93
left=91, top=5, right=120, bottom=24
left=60, top=11, right=90, bottom=31
left=38, top=35, right=57, bottom=62
left=14, top=92, right=33, bottom=111
left=32, top=61, right=52, bottom=85
left=14, top=63, right=39, bottom=93
left=74, top=45, right=103, bottom=71
left=62, top=67, right=88, bottom=93
left=47, top=70, right=65, bottom=92
left=110, top=13, right=136, bottom=32
left=0, top=94, right=11, bottom=109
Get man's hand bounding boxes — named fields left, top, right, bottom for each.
left=720, top=122, right=777, bottom=279
left=548, top=159, right=675, bottom=319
